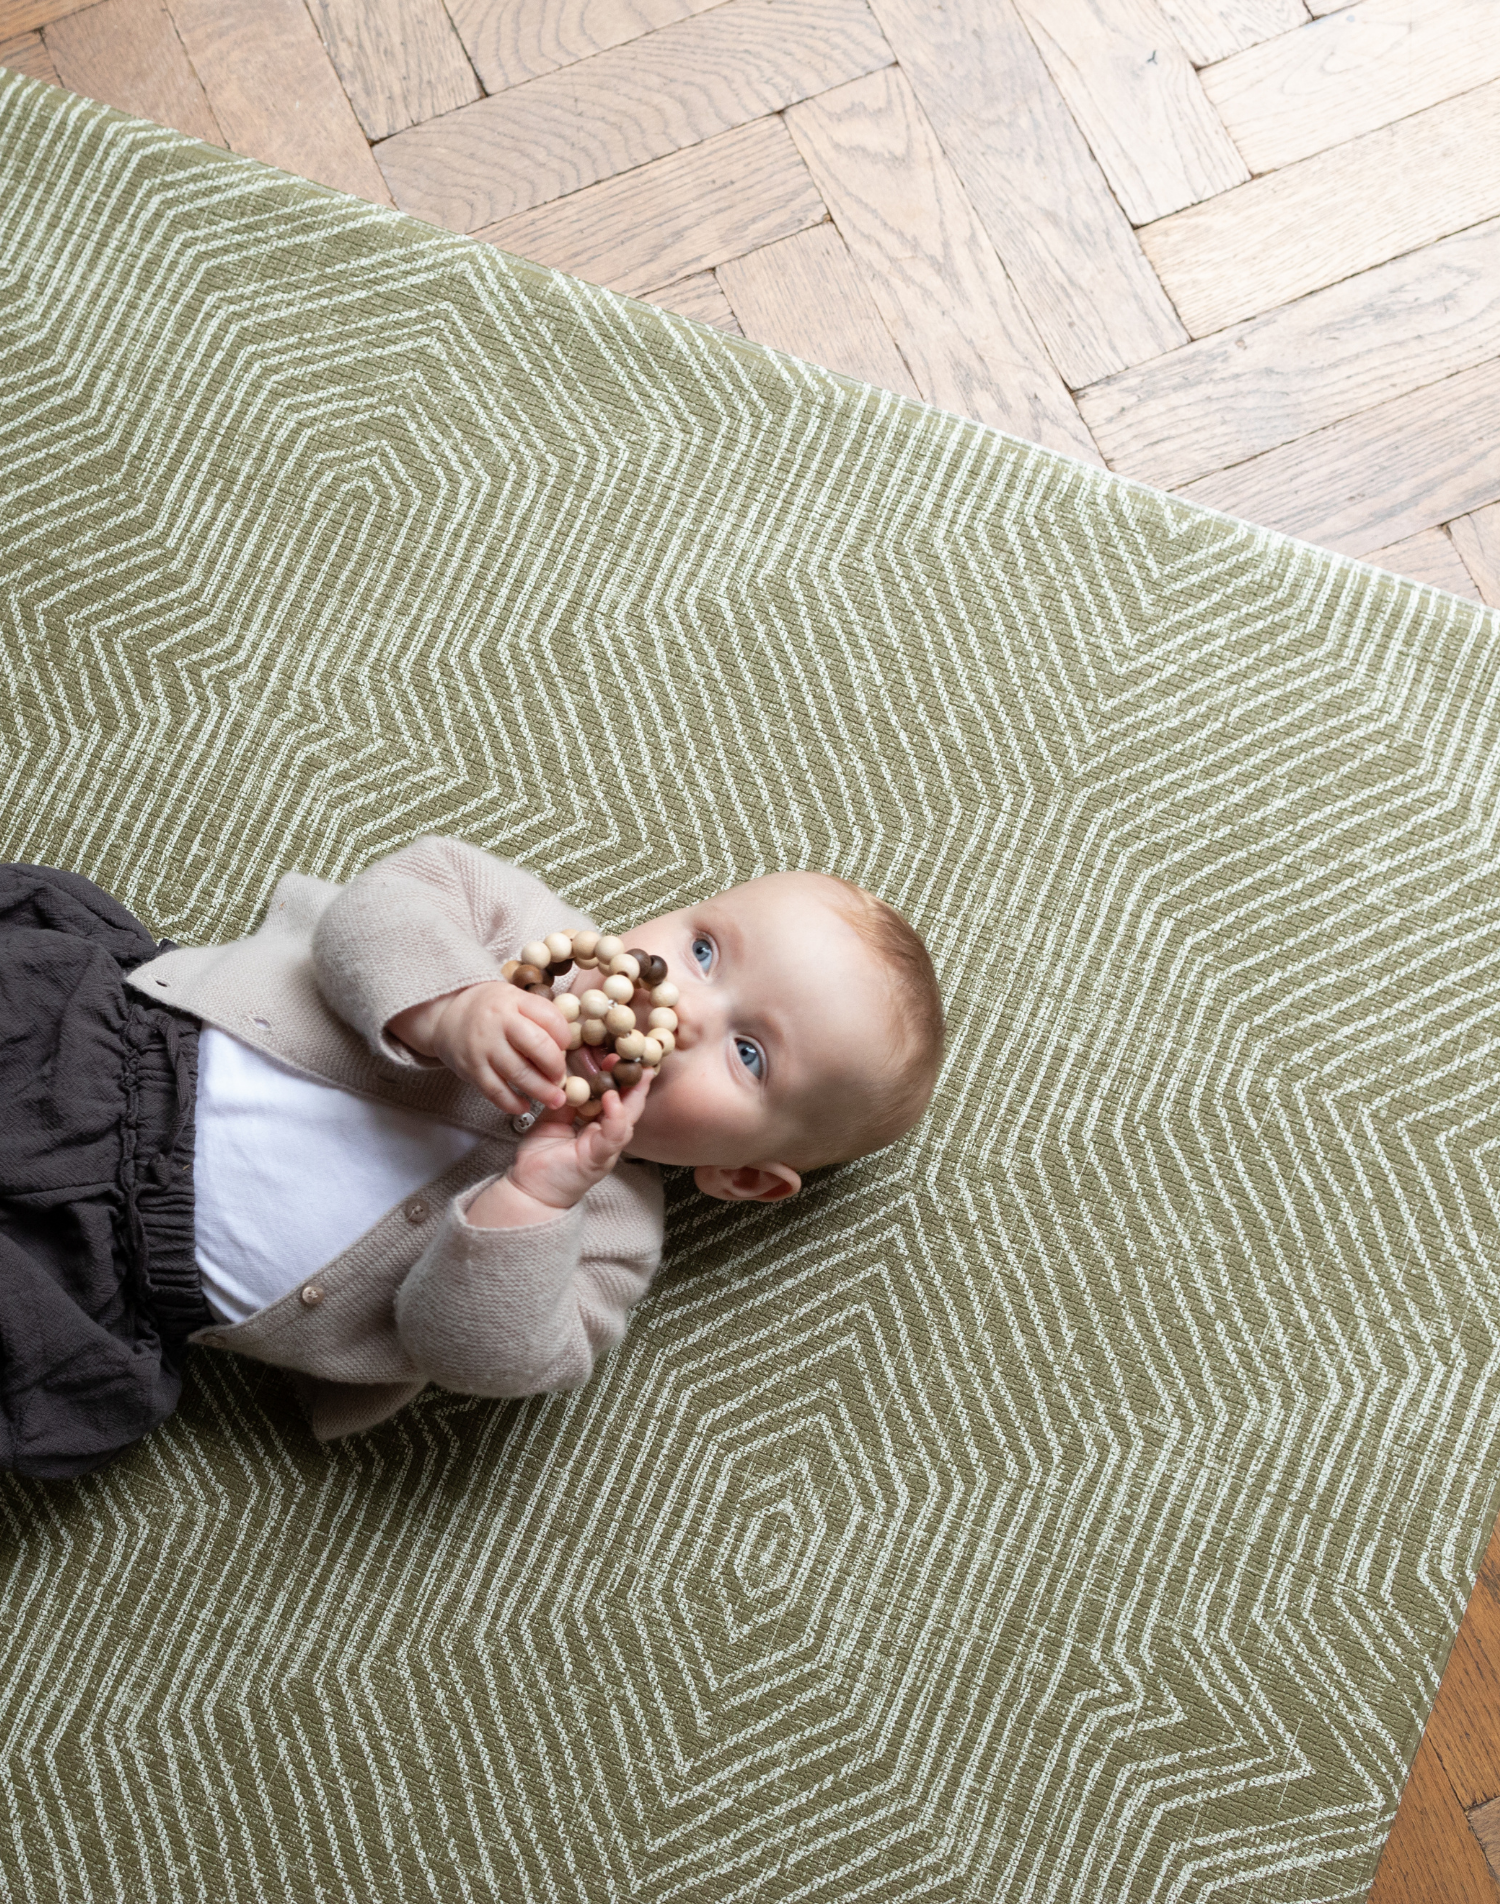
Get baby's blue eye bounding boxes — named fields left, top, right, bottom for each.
left=736, top=1037, right=764, bottom=1079
left=692, top=934, right=714, bottom=973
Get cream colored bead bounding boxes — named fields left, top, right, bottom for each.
left=572, top=930, right=599, bottom=961
left=580, top=989, right=611, bottom=1019
left=608, top=953, right=640, bottom=982
left=501, top=960, right=520, bottom=981
left=555, top=993, right=581, bottom=1022
left=650, top=1026, right=675, bottom=1053
left=615, top=1030, right=646, bottom=1061
left=641, top=1036, right=663, bottom=1066
left=566, top=1024, right=583, bottom=1050
left=581, top=1020, right=606, bottom=1046
left=647, top=1007, right=677, bottom=1031
left=603, top=974, right=634, bottom=1004
left=521, top=940, right=551, bottom=971
left=605, top=1004, right=637, bottom=1036
left=545, top=932, right=574, bottom=961
left=576, top=1098, right=603, bottom=1121
left=563, top=1075, right=591, bottom=1107
left=650, top=982, right=679, bottom=1008
left=595, top=934, right=623, bottom=964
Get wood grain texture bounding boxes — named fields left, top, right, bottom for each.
left=1202, top=0, right=1500, bottom=174
left=1366, top=528, right=1479, bottom=601
left=718, top=220, right=918, bottom=395
left=1425, top=1523, right=1500, bottom=1811
left=1179, top=357, right=1500, bottom=555
left=165, top=0, right=392, bottom=202
left=308, top=0, right=479, bottom=142
left=647, top=270, right=741, bottom=331
left=448, top=0, right=721, bottom=95
left=1472, top=1799, right=1500, bottom=1889
left=1448, top=504, right=1500, bottom=607
left=1369, top=1724, right=1500, bottom=1904
left=375, top=0, right=892, bottom=233
left=0, top=26, right=57, bottom=79
left=1078, top=217, right=1500, bottom=488
left=789, top=65, right=1101, bottom=460
left=475, top=115, right=825, bottom=298
left=0, top=0, right=85, bottom=34
left=1154, top=0, right=1306, bottom=67
left=46, top=0, right=222, bottom=144
left=866, top=0, right=1185, bottom=387
left=1139, top=80, right=1500, bottom=336
left=1012, top=0, right=1248, bottom=222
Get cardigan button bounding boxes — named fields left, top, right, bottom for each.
left=404, top=1198, right=429, bottom=1224
left=299, top=1283, right=325, bottom=1307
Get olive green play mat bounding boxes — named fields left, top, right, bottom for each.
left=4, top=66, right=1500, bottom=1904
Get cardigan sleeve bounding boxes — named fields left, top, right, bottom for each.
left=309, top=834, right=591, bottom=1067
left=390, top=1161, right=665, bottom=1397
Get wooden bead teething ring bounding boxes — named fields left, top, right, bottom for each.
left=499, top=929, right=678, bottom=1124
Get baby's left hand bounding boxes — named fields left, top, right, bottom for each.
left=506, top=1067, right=656, bottom=1215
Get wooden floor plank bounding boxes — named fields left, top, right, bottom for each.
left=1179, top=356, right=1500, bottom=556
left=448, top=0, right=722, bottom=96
left=866, top=0, right=1185, bottom=388
left=788, top=65, right=1102, bottom=460
left=474, top=116, right=825, bottom=299
left=1366, top=528, right=1480, bottom=601
left=647, top=271, right=741, bottom=331
left=1424, top=1520, right=1500, bottom=1811
left=1078, top=217, right=1500, bottom=489
left=165, top=0, right=392, bottom=202
left=0, top=0, right=86, bottom=34
left=1448, top=504, right=1500, bottom=607
left=1139, top=80, right=1500, bottom=337
left=0, top=26, right=57, bottom=79
left=1154, top=0, right=1307, bottom=67
left=1011, top=0, right=1248, bottom=223
left=307, top=0, right=479, bottom=142
left=46, top=0, right=222, bottom=144
left=1369, top=1723, right=1500, bottom=1904
left=374, top=0, right=891, bottom=233
left=1202, top=0, right=1500, bottom=175
left=718, top=219, right=918, bottom=395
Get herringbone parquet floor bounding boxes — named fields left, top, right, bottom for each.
left=2, top=1, right=1498, bottom=1895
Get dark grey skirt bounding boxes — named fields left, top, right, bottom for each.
left=0, top=864, right=210, bottom=1480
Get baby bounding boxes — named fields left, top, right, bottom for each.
left=0, top=836, right=943, bottom=1480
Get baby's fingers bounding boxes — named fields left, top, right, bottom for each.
left=510, top=1006, right=568, bottom=1081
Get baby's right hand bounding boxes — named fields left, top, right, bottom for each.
left=392, top=980, right=570, bottom=1115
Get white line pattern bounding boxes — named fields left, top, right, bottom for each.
left=3, top=67, right=1500, bottom=1904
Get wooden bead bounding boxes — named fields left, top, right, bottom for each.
left=581, top=1020, right=606, bottom=1045
left=571, top=930, right=599, bottom=960
left=602, top=974, right=634, bottom=1003
left=511, top=963, right=545, bottom=989
left=631, top=950, right=667, bottom=987
left=555, top=993, right=581, bottom=1022
left=545, top=932, right=573, bottom=961
left=595, top=934, right=623, bottom=964
left=566, top=1024, right=583, bottom=1050
left=640, top=1036, right=663, bottom=1066
left=615, top=1030, right=646, bottom=1060
left=650, top=1027, right=675, bottom=1053
left=550, top=957, right=573, bottom=976
left=589, top=1069, right=611, bottom=1097
left=501, top=960, right=520, bottom=981
left=526, top=983, right=551, bottom=996
left=647, top=1007, right=677, bottom=1031
left=613, top=1061, right=643, bottom=1088
left=651, top=982, right=679, bottom=1008
left=575, top=1098, right=603, bottom=1121
left=608, top=952, right=640, bottom=981
left=580, top=989, right=611, bottom=1018
left=563, top=1075, right=591, bottom=1106
left=521, top=940, right=552, bottom=971
left=605, top=1004, right=637, bottom=1036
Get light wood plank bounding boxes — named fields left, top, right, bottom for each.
left=865, top=0, right=1185, bottom=387
left=1078, top=218, right=1500, bottom=489
left=647, top=271, right=741, bottom=331
left=448, top=0, right=722, bottom=96
left=719, top=221, right=917, bottom=396
left=46, top=0, right=221, bottom=144
left=0, top=0, right=85, bottom=33
left=788, top=66, right=1101, bottom=460
left=1202, top=0, right=1500, bottom=175
left=1139, top=80, right=1500, bottom=336
left=375, top=0, right=891, bottom=234
left=0, top=26, right=57, bottom=79
left=1369, top=1727, right=1500, bottom=1904
left=1448, top=504, right=1500, bottom=608
left=1366, top=528, right=1480, bottom=601
left=1012, top=0, right=1249, bottom=223
left=165, top=0, right=391, bottom=203
left=1179, top=357, right=1500, bottom=556
left=1154, top=0, right=1306, bottom=67
left=307, top=0, right=479, bottom=142
left=474, top=116, right=825, bottom=298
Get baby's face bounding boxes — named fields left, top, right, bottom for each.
left=563, top=873, right=893, bottom=1171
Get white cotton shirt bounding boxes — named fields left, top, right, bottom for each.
left=192, top=1027, right=486, bottom=1325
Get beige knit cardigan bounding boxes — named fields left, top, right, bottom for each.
left=126, top=836, right=664, bottom=1444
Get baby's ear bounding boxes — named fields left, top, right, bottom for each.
left=694, top=1163, right=801, bottom=1203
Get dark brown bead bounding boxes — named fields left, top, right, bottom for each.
left=526, top=983, right=551, bottom=996
left=589, top=1070, right=610, bottom=1097
left=512, top=963, right=545, bottom=989
left=612, top=1061, right=643, bottom=1088
left=644, top=955, right=668, bottom=986
left=550, top=956, right=573, bottom=975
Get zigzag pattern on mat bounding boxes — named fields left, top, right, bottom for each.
left=5, top=70, right=1500, bottom=1904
